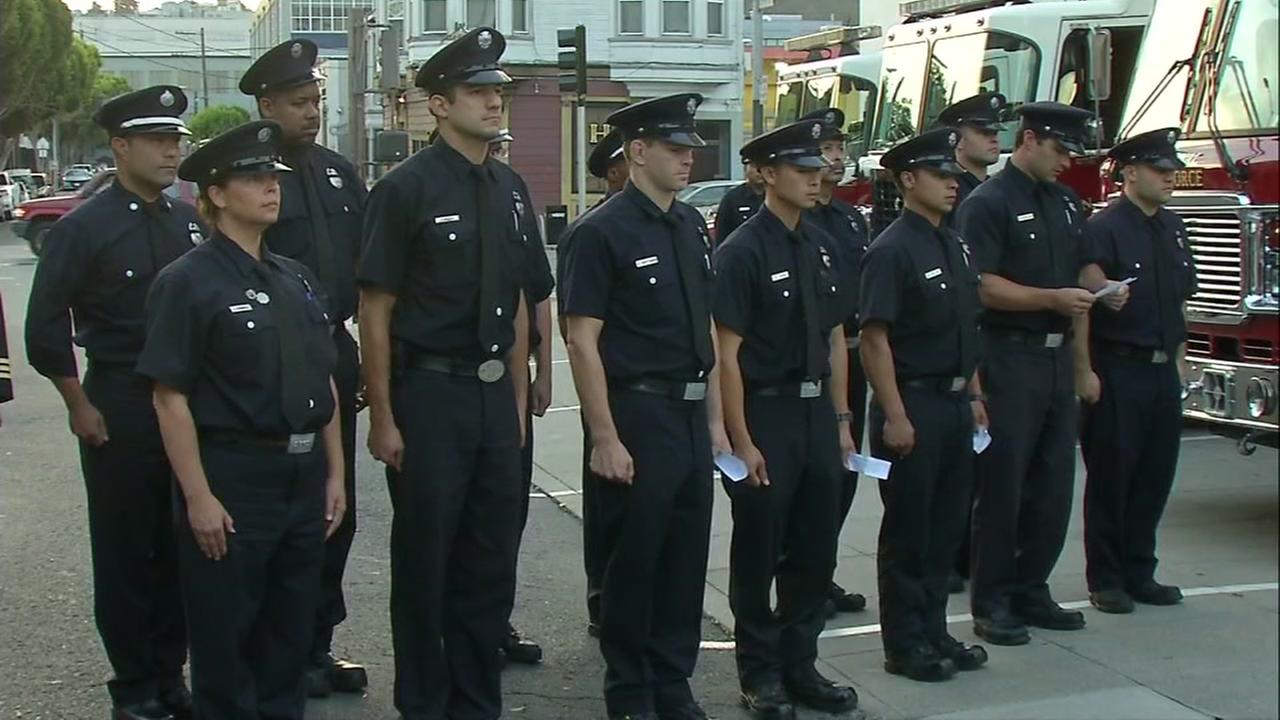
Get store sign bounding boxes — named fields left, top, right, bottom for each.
left=572, top=102, right=628, bottom=194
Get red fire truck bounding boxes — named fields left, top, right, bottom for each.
left=1114, top=0, right=1278, bottom=451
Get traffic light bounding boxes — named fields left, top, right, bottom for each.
left=558, top=25, right=587, bottom=99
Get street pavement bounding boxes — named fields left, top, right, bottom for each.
left=0, top=221, right=1276, bottom=720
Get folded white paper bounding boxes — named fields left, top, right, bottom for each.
left=846, top=451, right=892, bottom=480
left=714, top=451, right=749, bottom=483
left=973, top=425, right=992, bottom=454
left=1093, top=277, right=1136, bottom=299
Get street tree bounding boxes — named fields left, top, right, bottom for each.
left=188, top=105, right=252, bottom=145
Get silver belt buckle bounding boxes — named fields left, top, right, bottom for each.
left=846, top=336, right=861, bottom=350
left=1152, top=350, right=1170, bottom=364
left=287, top=433, right=316, bottom=455
left=949, top=377, right=967, bottom=392
left=681, top=382, right=708, bottom=401
left=1044, top=333, right=1065, bottom=348
left=800, top=381, right=822, bottom=399
left=477, top=359, right=506, bottom=383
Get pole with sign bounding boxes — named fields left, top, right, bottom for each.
left=558, top=25, right=588, bottom=214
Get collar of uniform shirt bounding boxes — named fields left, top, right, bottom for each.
left=433, top=137, right=497, bottom=182
left=898, top=206, right=949, bottom=237
left=209, top=231, right=287, bottom=280
left=622, top=180, right=680, bottom=224
left=754, top=202, right=799, bottom=238
left=1114, top=192, right=1166, bottom=228
left=109, top=179, right=172, bottom=212
left=999, top=158, right=1046, bottom=193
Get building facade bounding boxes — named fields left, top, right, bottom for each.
left=250, top=0, right=376, bottom=57
left=74, top=6, right=257, bottom=114
left=377, top=0, right=744, bottom=215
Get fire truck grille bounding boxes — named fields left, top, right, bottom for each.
left=1167, top=199, right=1243, bottom=315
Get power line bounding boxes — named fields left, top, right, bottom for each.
left=118, top=11, right=249, bottom=55
left=87, top=35, right=244, bottom=80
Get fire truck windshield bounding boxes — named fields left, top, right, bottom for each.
left=1203, top=0, right=1279, bottom=133
left=872, top=31, right=1039, bottom=151
left=775, top=72, right=878, bottom=159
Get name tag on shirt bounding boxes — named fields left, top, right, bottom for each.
left=1017, top=212, right=1035, bottom=223
left=434, top=214, right=461, bottom=224
left=635, top=256, right=660, bottom=268
left=738, top=206, right=753, bottom=213
left=771, top=270, right=791, bottom=282
left=229, top=304, right=254, bottom=313
left=924, top=268, right=943, bottom=280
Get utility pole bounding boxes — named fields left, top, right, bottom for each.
left=348, top=9, right=367, bottom=179
left=199, top=28, right=209, bottom=112
left=751, top=0, right=765, bottom=137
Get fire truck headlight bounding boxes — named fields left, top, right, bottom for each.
left=1246, top=377, right=1274, bottom=419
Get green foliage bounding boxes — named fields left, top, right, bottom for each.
left=187, top=105, right=252, bottom=145
left=57, top=73, right=133, bottom=165
left=0, top=0, right=100, bottom=138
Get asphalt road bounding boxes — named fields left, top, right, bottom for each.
left=0, top=221, right=1276, bottom=720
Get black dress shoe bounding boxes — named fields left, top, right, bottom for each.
left=657, top=701, right=708, bottom=720
left=931, top=635, right=988, bottom=671
left=311, top=651, right=368, bottom=693
left=502, top=629, right=544, bottom=664
left=112, top=700, right=173, bottom=720
left=1090, top=588, right=1135, bottom=614
left=1017, top=601, right=1086, bottom=631
left=1129, top=580, right=1183, bottom=606
left=884, top=645, right=958, bottom=682
left=740, top=681, right=797, bottom=720
left=948, top=573, right=967, bottom=594
left=158, top=683, right=193, bottom=719
left=973, top=613, right=1030, bottom=646
left=828, top=583, right=868, bottom=613
left=783, top=665, right=858, bottom=713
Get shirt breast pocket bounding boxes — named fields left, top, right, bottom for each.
left=629, top=255, right=677, bottom=293
left=212, top=307, right=277, bottom=381
left=420, top=217, right=476, bottom=287
left=915, top=272, right=953, bottom=329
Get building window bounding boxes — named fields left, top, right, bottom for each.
left=662, top=0, right=690, bottom=35
left=467, top=0, right=495, bottom=27
left=619, top=0, right=643, bottom=35
left=512, top=0, right=528, bottom=33
left=423, top=0, right=446, bottom=31
left=707, top=0, right=724, bottom=36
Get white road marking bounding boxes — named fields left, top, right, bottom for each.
left=544, top=404, right=581, bottom=414
left=698, top=581, right=1279, bottom=650
left=534, top=489, right=582, bottom=498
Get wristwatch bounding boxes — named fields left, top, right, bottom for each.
left=969, top=393, right=987, bottom=403
left=835, top=411, right=854, bottom=423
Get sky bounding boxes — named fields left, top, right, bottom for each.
left=61, top=0, right=261, bottom=13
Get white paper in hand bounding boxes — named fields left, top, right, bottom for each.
left=714, top=451, right=749, bottom=483
left=1093, top=277, right=1137, bottom=299
left=973, top=425, right=992, bottom=454
left=846, top=451, right=892, bottom=480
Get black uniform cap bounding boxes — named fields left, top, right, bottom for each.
left=588, top=128, right=625, bottom=179
left=881, top=127, right=964, bottom=177
left=240, top=39, right=323, bottom=97
left=93, top=85, right=191, bottom=137
left=740, top=120, right=829, bottom=169
left=607, top=93, right=706, bottom=148
left=1109, top=127, right=1185, bottom=171
left=938, top=91, right=1007, bottom=131
left=800, top=107, right=846, bottom=141
left=415, top=27, right=512, bottom=93
left=1015, top=101, right=1096, bottom=155
left=178, top=120, right=293, bottom=186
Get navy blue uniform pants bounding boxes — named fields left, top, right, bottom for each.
left=81, top=364, right=186, bottom=707
left=178, top=441, right=326, bottom=720
left=1081, top=354, right=1181, bottom=592
left=388, top=369, right=522, bottom=720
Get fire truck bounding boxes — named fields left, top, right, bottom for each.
left=773, top=25, right=883, bottom=207
left=1113, top=0, right=1279, bottom=451
left=862, top=0, right=1158, bottom=233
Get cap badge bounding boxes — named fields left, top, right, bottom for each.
left=159, top=89, right=175, bottom=107
left=290, top=42, right=303, bottom=58
left=329, top=174, right=344, bottom=189
left=686, top=97, right=698, bottom=115
left=949, top=132, right=958, bottom=147
left=478, top=30, right=493, bottom=49
left=811, top=123, right=822, bottom=139
left=1167, top=130, right=1177, bottom=144
left=990, top=95, right=1000, bottom=108
left=257, top=126, right=272, bottom=143
left=824, top=111, right=836, bottom=125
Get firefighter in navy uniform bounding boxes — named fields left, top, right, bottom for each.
left=357, top=27, right=533, bottom=720
left=937, top=91, right=1007, bottom=591
left=714, top=160, right=765, bottom=243
left=1079, top=128, right=1195, bottom=614
left=957, top=101, right=1104, bottom=646
left=139, top=119, right=345, bottom=720
left=489, top=128, right=556, bottom=665
left=800, top=107, right=872, bottom=618
left=714, top=119, right=860, bottom=719
left=238, top=37, right=370, bottom=696
left=860, top=128, right=990, bottom=683
left=561, top=93, right=730, bottom=720
left=557, top=126, right=627, bottom=639
left=25, top=86, right=200, bottom=720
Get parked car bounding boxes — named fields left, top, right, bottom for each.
left=0, top=170, right=32, bottom=220
left=677, top=180, right=740, bottom=210
left=61, top=167, right=95, bottom=191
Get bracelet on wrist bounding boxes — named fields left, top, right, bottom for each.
left=969, top=394, right=987, bottom=403
left=835, top=411, right=854, bottom=423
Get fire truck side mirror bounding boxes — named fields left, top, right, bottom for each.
left=1088, top=28, right=1113, bottom=102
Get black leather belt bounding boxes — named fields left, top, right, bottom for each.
left=986, top=327, right=1070, bottom=349
left=1095, top=341, right=1171, bottom=364
left=201, top=428, right=318, bottom=454
left=752, top=380, right=825, bottom=398
left=902, top=376, right=968, bottom=394
left=619, top=379, right=708, bottom=401
left=407, top=353, right=507, bottom=383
